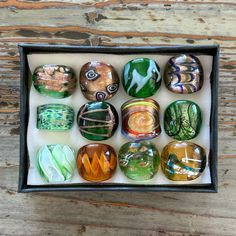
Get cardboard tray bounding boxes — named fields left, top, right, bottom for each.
left=18, top=44, right=219, bottom=192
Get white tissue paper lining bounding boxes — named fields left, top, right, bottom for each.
left=26, top=53, right=213, bottom=185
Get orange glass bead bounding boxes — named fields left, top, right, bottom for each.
left=77, top=143, right=117, bottom=182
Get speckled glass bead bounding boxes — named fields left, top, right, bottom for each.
left=36, top=144, right=76, bottom=183
left=32, top=64, right=77, bottom=98
left=37, top=104, right=74, bottom=130
left=79, top=61, right=119, bottom=101
left=122, top=58, right=161, bottom=97
left=77, top=101, right=119, bottom=141
left=77, top=143, right=117, bottom=182
left=121, top=98, right=161, bottom=140
left=164, top=54, right=204, bottom=94
left=118, top=141, right=160, bottom=181
left=164, top=100, right=202, bottom=140
left=161, top=141, right=206, bottom=181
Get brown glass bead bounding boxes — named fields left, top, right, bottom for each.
left=164, top=54, right=204, bottom=94
left=77, top=143, right=117, bottom=182
left=79, top=61, right=119, bottom=101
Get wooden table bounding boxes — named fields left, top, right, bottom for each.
left=0, top=1, right=235, bottom=235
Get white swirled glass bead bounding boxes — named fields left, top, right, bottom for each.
left=36, top=144, right=76, bottom=183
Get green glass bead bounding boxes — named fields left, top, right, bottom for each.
left=36, top=144, right=76, bottom=183
left=37, top=104, right=74, bottom=130
left=164, top=100, right=202, bottom=140
left=32, top=64, right=77, bottom=98
left=122, top=58, right=161, bottom=98
left=77, top=101, right=119, bottom=141
left=118, top=141, right=160, bottom=181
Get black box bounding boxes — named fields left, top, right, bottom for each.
left=18, top=44, right=219, bottom=192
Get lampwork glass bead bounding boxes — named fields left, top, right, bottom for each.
left=122, top=58, right=161, bottom=98
left=79, top=61, right=119, bottom=101
left=77, top=101, right=119, bottom=141
left=118, top=141, right=160, bottom=181
left=36, top=144, right=76, bottom=183
left=121, top=98, right=161, bottom=140
left=161, top=141, right=206, bottom=181
left=164, top=54, right=204, bottom=94
left=164, top=100, right=202, bottom=140
left=37, top=104, right=74, bottom=130
left=32, top=65, right=77, bottom=98
left=77, top=143, right=117, bottom=182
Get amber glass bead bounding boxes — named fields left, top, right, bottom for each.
left=161, top=141, right=206, bottom=181
left=77, top=143, right=117, bottom=182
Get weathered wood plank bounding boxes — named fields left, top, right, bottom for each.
left=0, top=219, right=164, bottom=236
left=0, top=3, right=235, bottom=39
left=0, top=0, right=236, bottom=10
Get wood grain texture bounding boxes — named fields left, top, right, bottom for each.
left=0, top=0, right=236, bottom=235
